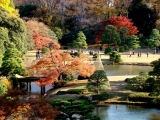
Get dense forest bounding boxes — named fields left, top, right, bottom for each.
left=13, top=0, right=160, bottom=45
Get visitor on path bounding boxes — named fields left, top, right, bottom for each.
left=138, top=52, right=139, bottom=57
left=36, top=51, right=41, bottom=59
left=140, top=52, right=141, bottom=57
left=129, top=51, right=132, bottom=57
left=146, top=52, right=149, bottom=57
left=99, top=45, right=103, bottom=51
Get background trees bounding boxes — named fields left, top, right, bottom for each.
left=128, top=0, right=158, bottom=36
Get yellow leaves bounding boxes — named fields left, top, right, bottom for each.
left=0, top=0, right=15, bottom=14
left=0, top=76, right=12, bottom=89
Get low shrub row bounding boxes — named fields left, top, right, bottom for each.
left=128, top=92, right=154, bottom=102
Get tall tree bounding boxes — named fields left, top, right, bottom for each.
left=101, top=25, right=121, bottom=46
left=72, top=31, right=88, bottom=49
left=148, top=29, right=160, bottom=48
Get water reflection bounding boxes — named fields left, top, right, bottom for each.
left=93, top=104, right=160, bottom=120
left=31, top=82, right=52, bottom=94
left=104, top=65, right=153, bottom=76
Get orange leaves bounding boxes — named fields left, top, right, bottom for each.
left=0, top=91, right=60, bottom=119
left=33, top=34, right=60, bottom=50
left=29, top=49, right=95, bottom=86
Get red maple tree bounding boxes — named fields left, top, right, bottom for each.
left=95, top=16, right=139, bottom=43
left=33, top=34, right=60, bottom=50
left=29, top=48, right=95, bottom=86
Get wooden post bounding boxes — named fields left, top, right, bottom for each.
left=29, top=82, right=31, bottom=95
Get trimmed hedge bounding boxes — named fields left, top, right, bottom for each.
left=68, top=89, right=86, bottom=94
left=128, top=93, right=154, bottom=102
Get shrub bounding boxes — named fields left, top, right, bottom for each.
left=92, top=92, right=109, bottom=101
left=53, top=80, right=67, bottom=88
left=68, top=89, right=86, bottom=94
left=128, top=92, right=153, bottom=102
left=104, top=46, right=112, bottom=54
left=124, top=45, right=129, bottom=51
left=109, top=51, right=122, bottom=63
left=119, top=46, right=125, bottom=52
left=93, top=53, right=98, bottom=58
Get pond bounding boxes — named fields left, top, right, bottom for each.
left=104, top=65, right=153, bottom=76
left=93, top=104, right=160, bottom=120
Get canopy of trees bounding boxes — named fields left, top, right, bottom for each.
left=96, top=16, right=139, bottom=43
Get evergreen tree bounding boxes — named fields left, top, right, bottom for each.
left=101, top=25, right=121, bottom=46
left=0, top=2, right=28, bottom=53
left=87, top=70, right=108, bottom=94
left=127, top=35, right=140, bottom=49
left=0, top=48, right=25, bottom=76
left=72, top=31, right=88, bottom=49
left=148, top=29, right=160, bottom=48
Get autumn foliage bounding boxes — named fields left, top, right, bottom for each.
left=25, top=20, right=58, bottom=50
left=29, top=42, right=95, bottom=86
left=0, top=89, right=59, bottom=119
left=95, top=16, right=139, bottom=43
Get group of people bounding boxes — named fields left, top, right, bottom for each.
left=129, top=51, right=149, bottom=57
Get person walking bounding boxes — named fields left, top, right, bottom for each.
left=140, top=52, right=141, bottom=57
left=129, top=51, right=132, bottom=57
left=36, top=50, right=41, bottom=59
left=146, top=52, right=149, bottom=57
left=138, top=52, right=139, bottom=57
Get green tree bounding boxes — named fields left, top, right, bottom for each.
left=109, top=51, right=122, bottom=63
left=17, top=4, right=37, bottom=17
left=148, top=29, right=160, bottom=48
left=101, top=25, right=121, bottom=46
left=0, top=80, right=7, bottom=96
left=0, top=48, right=25, bottom=76
left=54, top=27, right=63, bottom=40
left=72, top=31, right=88, bottom=49
left=119, top=27, right=130, bottom=44
left=149, top=58, right=160, bottom=78
left=127, top=35, right=140, bottom=49
left=0, top=7, right=28, bottom=53
left=87, top=70, right=108, bottom=94
left=51, top=98, right=100, bottom=120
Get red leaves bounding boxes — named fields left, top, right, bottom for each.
left=33, top=34, right=60, bottom=50
left=95, top=16, right=139, bottom=43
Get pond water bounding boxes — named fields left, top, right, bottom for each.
left=104, top=65, right=153, bottom=76
left=93, top=104, right=160, bottom=120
